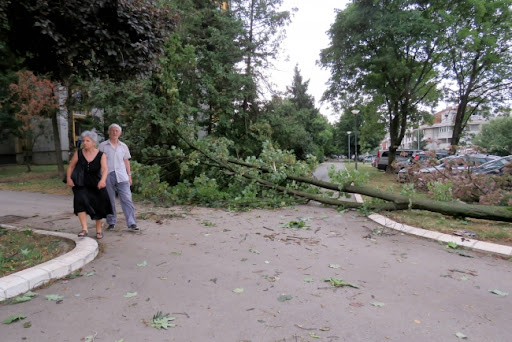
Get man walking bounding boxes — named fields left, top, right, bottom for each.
left=99, top=123, right=139, bottom=231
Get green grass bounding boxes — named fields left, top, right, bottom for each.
left=0, top=227, right=73, bottom=277
left=343, top=162, right=512, bottom=246
left=0, top=164, right=71, bottom=195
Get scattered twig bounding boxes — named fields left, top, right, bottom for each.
left=172, top=312, right=190, bottom=319
left=294, top=324, right=316, bottom=331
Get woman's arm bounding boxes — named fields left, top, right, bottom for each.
left=66, top=151, right=79, bottom=187
left=98, top=153, right=108, bottom=189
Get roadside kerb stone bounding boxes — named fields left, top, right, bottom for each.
left=354, top=194, right=512, bottom=257
left=0, top=225, right=98, bottom=301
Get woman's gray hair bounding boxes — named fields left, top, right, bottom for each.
left=108, top=123, right=122, bottom=132
left=81, top=130, right=99, bottom=144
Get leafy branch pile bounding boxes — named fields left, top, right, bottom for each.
left=399, top=157, right=512, bottom=206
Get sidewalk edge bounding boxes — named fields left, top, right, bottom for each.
left=353, top=194, right=512, bottom=258
left=0, top=225, right=98, bottom=301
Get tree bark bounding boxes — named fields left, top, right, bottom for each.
left=227, top=159, right=512, bottom=222
left=50, top=111, right=65, bottom=176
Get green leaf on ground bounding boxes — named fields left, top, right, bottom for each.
left=2, top=314, right=26, bottom=324
left=455, top=332, right=468, bottom=339
left=309, top=332, right=320, bottom=338
left=277, top=294, right=293, bottom=302
left=20, top=248, right=30, bottom=255
left=45, top=294, right=63, bottom=301
left=85, top=271, right=96, bottom=276
left=303, top=278, right=314, bottom=283
left=151, top=311, right=176, bottom=330
left=329, top=264, right=341, bottom=269
left=24, top=291, right=37, bottom=297
left=249, top=248, right=260, bottom=254
left=124, top=292, right=138, bottom=298
left=446, top=241, right=458, bottom=249
left=489, top=289, right=509, bottom=297
left=371, top=301, right=385, bottom=307
left=280, top=220, right=310, bottom=230
left=233, top=288, right=244, bottom=294
left=13, top=296, right=32, bottom=304
left=324, top=277, right=360, bottom=289
left=23, top=321, right=31, bottom=328
left=137, top=261, right=148, bottom=267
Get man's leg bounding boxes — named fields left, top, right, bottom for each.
left=117, top=181, right=137, bottom=227
left=105, top=172, right=117, bottom=226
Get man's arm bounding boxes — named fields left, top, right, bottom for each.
left=124, top=158, right=132, bottom=185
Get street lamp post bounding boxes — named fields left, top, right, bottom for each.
left=352, top=110, right=360, bottom=170
left=347, top=131, right=352, bottom=163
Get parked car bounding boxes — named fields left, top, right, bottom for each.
left=376, top=149, right=422, bottom=171
left=411, top=151, right=449, bottom=166
left=398, top=153, right=499, bottom=182
left=363, top=155, right=376, bottom=164
left=473, top=155, right=512, bottom=175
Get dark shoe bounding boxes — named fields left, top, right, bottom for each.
left=96, top=232, right=103, bottom=239
left=107, top=224, right=116, bottom=231
left=78, top=230, right=88, bottom=237
left=128, top=224, right=139, bottom=231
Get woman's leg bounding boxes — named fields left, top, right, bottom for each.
left=95, top=220, right=103, bottom=239
left=78, top=212, right=88, bottom=236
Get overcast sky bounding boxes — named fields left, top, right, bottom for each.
left=270, top=0, right=350, bottom=123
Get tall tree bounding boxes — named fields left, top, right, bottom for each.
left=230, top=0, right=293, bottom=137
left=7, top=71, right=60, bottom=171
left=440, top=0, right=512, bottom=152
left=0, top=0, right=176, bottom=159
left=473, top=116, right=512, bottom=156
left=320, top=0, right=442, bottom=172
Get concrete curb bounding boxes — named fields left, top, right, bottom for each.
left=354, top=194, right=512, bottom=258
left=0, top=225, right=98, bottom=301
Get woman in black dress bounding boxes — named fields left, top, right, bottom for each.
left=65, top=130, right=112, bottom=239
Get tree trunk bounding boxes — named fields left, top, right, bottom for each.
left=176, top=130, right=512, bottom=223
left=51, top=110, right=65, bottom=176
left=227, top=159, right=512, bottom=222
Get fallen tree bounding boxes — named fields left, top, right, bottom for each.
left=177, top=132, right=512, bottom=223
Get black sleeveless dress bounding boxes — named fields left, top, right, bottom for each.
left=72, top=150, right=113, bottom=220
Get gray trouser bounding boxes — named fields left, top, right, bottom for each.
left=106, top=172, right=136, bottom=226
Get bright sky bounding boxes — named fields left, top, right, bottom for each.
left=271, top=0, right=350, bottom=123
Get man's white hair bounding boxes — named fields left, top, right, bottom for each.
left=108, top=123, right=122, bottom=132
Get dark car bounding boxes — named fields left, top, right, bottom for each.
left=375, top=149, right=422, bottom=171
left=473, top=155, right=512, bottom=175
left=411, top=151, right=449, bottom=166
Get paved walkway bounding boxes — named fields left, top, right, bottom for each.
left=1, top=188, right=512, bottom=341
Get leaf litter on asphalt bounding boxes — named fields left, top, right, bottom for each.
left=489, top=289, right=508, bottom=297
left=324, top=277, right=360, bottom=289
left=2, top=314, right=26, bottom=324
left=12, top=291, right=38, bottom=304
left=277, top=294, right=293, bottom=302
left=124, top=292, right=138, bottom=298
left=150, top=311, right=176, bottom=330
left=45, top=294, right=63, bottom=301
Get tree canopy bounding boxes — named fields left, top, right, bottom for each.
left=440, top=0, right=512, bottom=150
left=320, top=0, right=442, bottom=172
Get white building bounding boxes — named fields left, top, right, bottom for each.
left=382, top=107, right=491, bottom=152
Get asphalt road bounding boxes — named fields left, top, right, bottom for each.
left=1, top=164, right=511, bottom=342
